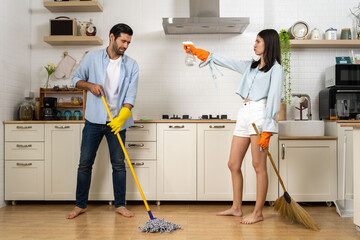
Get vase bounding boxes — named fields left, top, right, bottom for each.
left=43, top=76, right=51, bottom=90
left=275, top=101, right=287, bottom=122
left=354, top=18, right=360, bottom=40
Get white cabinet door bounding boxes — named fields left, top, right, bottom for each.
left=242, top=135, right=279, bottom=201
left=197, top=123, right=234, bottom=200
left=278, top=139, right=337, bottom=202
left=157, top=123, right=196, bottom=200
left=338, top=126, right=353, bottom=199
left=5, top=161, right=44, bottom=200
left=88, top=137, right=113, bottom=200
left=45, top=124, right=81, bottom=200
left=125, top=160, right=156, bottom=200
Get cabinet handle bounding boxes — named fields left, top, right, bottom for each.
left=209, top=125, right=225, bottom=128
left=128, top=143, right=145, bottom=148
left=16, top=163, right=32, bottom=166
left=130, top=125, right=144, bottom=128
left=131, top=162, right=145, bottom=166
left=169, top=125, right=184, bottom=128
left=16, top=126, right=32, bottom=129
left=55, top=126, right=70, bottom=129
left=16, top=144, right=32, bottom=148
left=281, top=144, right=285, bottom=160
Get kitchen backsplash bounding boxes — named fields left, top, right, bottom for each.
left=28, top=0, right=358, bottom=121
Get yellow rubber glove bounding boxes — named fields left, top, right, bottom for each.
left=257, top=132, right=272, bottom=149
left=183, top=44, right=210, bottom=62
left=107, top=107, right=131, bottom=135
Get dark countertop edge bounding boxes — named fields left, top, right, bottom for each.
left=279, top=136, right=337, bottom=140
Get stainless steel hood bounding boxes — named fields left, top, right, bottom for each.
left=162, top=0, right=249, bottom=35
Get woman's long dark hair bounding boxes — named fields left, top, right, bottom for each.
left=251, top=29, right=281, bottom=72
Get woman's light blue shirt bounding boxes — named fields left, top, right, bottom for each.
left=200, top=53, right=284, bottom=133
left=72, top=48, right=139, bottom=130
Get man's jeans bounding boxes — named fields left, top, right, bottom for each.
left=76, top=120, right=126, bottom=208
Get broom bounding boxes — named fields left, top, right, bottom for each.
left=252, top=123, right=320, bottom=231
left=101, top=95, right=182, bottom=233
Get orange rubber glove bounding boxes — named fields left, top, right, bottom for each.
left=257, top=132, right=272, bottom=149
left=107, top=107, right=131, bottom=135
left=183, top=44, right=210, bottom=62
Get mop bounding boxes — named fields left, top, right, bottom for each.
left=252, top=123, right=320, bottom=231
left=101, top=95, right=182, bottom=233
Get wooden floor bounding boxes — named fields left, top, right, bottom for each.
left=0, top=201, right=359, bottom=240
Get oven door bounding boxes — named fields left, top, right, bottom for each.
left=335, top=64, right=360, bottom=86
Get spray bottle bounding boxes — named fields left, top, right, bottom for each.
left=182, top=41, right=196, bottom=66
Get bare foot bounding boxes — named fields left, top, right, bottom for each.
left=115, top=206, right=135, bottom=218
left=240, top=212, right=263, bottom=224
left=66, top=206, right=87, bottom=219
left=216, top=208, right=243, bottom=217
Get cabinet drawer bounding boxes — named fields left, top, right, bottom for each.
left=127, top=123, right=156, bottom=141
left=5, top=161, right=44, bottom=200
left=5, top=142, right=44, bottom=160
left=125, top=160, right=156, bottom=200
left=125, top=142, right=156, bottom=160
left=5, top=124, right=44, bottom=141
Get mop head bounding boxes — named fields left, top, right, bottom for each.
left=274, top=194, right=320, bottom=231
left=138, top=218, right=183, bottom=233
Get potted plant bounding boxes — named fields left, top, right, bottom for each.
left=276, top=29, right=292, bottom=121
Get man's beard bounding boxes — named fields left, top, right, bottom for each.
left=112, top=41, right=124, bottom=56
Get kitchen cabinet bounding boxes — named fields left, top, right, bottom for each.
left=45, top=124, right=81, bottom=200
left=157, top=123, right=197, bottom=200
left=125, top=123, right=157, bottom=201
left=325, top=122, right=353, bottom=199
left=197, top=123, right=234, bottom=200
left=5, top=123, right=45, bottom=201
left=278, top=139, right=337, bottom=202
left=242, top=134, right=279, bottom=201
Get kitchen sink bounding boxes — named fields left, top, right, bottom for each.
left=278, top=120, right=325, bottom=137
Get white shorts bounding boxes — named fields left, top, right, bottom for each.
left=233, top=99, right=266, bottom=137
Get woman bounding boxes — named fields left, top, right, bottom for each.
left=184, top=29, right=284, bottom=224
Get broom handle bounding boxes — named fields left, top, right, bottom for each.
left=101, top=96, right=153, bottom=216
left=252, top=123, right=287, bottom=193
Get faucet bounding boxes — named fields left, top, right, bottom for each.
left=291, top=93, right=312, bottom=120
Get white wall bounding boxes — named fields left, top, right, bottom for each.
left=1, top=0, right=359, bottom=206
left=0, top=0, right=31, bottom=207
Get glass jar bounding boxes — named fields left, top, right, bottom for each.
left=19, top=97, right=34, bottom=120
left=71, top=97, right=80, bottom=106
left=34, top=97, right=41, bottom=120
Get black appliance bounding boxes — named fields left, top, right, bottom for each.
left=161, top=114, right=228, bottom=120
left=325, top=64, right=360, bottom=88
left=43, top=97, right=57, bottom=120
left=319, top=86, right=360, bottom=120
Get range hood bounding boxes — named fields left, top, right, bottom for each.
left=162, top=0, right=249, bottom=35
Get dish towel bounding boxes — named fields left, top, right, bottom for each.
left=54, top=55, right=76, bottom=79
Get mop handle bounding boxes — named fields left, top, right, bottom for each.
left=252, top=123, right=287, bottom=193
left=101, top=95, right=153, bottom=217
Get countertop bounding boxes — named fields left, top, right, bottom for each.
left=3, top=119, right=236, bottom=124
left=340, top=124, right=360, bottom=128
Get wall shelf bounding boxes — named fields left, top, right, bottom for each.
left=43, top=36, right=103, bottom=45
left=43, top=1, right=103, bottom=12
left=290, top=40, right=360, bottom=48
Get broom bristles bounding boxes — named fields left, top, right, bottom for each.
left=274, top=195, right=320, bottom=231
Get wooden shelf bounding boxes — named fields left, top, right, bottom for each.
left=43, top=1, right=103, bottom=12
left=43, top=36, right=103, bottom=45
left=40, top=88, right=83, bottom=94
left=290, top=40, right=360, bottom=48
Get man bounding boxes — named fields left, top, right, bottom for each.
left=67, top=23, right=139, bottom=219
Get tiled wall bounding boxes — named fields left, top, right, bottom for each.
left=0, top=1, right=31, bottom=207
left=29, top=0, right=358, bottom=121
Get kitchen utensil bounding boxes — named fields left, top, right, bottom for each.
left=101, top=95, right=182, bottom=233
left=325, top=28, right=337, bottom=40
left=73, top=110, right=81, bottom=120
left=252, top=123, right=319, bottom=231
left=310, top=28, right=321, bottom=40
left=334, top=134, right=353, bottom=217
left=64, top=110, right=72, bottom=120
left=341, top=28, right=352, bottom=40
left=288, top=21, right=309, bottom=39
